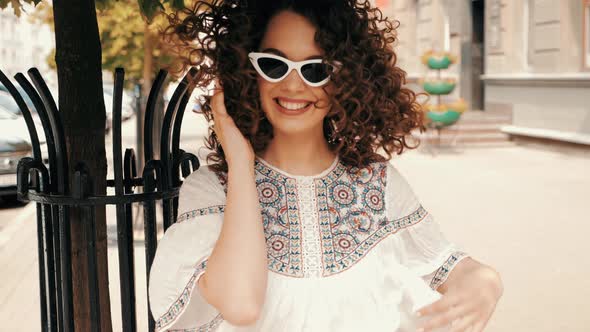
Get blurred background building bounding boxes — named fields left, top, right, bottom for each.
left=0, top=2, right=54, bottom=83
left=376, top=0, right=590, bottom=146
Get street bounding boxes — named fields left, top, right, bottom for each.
left=0, top=112, right=589, bottom=331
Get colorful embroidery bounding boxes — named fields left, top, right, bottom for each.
left=363, top=187, right=384, bottom=212
left=257, top=180, right=281, bottom=205
left=267, top=234, right=290, bottom=257
left=255, top=160, right=304, bottom=277
left=350, top=165, right=374, bottom=184
left=331, top=182, right=357, bottom=206
left=429, top=251, right=468, bottom=290
left=315, top=162, right=391, bottom=276
left=176, top=205, right=225, bottom=223
left=253, top=159, right=435, bottom=278
left=327, top=206, right=428, bottom=275
left=332, top=232, right=359, bottom=257
left=155, top=260, right=225, bottom=331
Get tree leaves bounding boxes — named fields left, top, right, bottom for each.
left=0, top=0, right=42, bottom=17
left=169, top=0, right=185, bottom=10
left=138, top=0, right=164, bottom=22
left=138, top=0, right=187, bottom=21
left=2, top=0, right=178, bottom=20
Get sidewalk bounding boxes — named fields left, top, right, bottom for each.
left=1, top=124, right=589, bottom=330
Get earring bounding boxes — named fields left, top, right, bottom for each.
left=328, top=119, right=341, bottom=144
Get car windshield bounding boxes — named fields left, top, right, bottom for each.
left=0, top=93, right=20, bottom=115
left=0, top=106, right=17, bottom=120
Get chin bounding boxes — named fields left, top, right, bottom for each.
left=270, top=122, right=316, bottom=136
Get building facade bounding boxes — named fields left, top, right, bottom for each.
left=0, top=3, right=54, bottom=81
left=377, top=0, right=590, bottom=145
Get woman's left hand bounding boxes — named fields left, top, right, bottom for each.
left=415, top=266, right=503, bottom=332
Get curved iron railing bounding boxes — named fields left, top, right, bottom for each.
left=0, top=67, right=201, bottom=332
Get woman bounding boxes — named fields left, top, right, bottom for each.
left=148, top=1, right=503, bottom=331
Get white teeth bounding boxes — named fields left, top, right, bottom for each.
left=276, top=98, right=311, bottom=110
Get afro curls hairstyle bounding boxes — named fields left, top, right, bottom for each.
left=163, top=0, right=425, bottom=174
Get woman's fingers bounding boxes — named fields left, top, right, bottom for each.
left=210, top=79, right=228, bottom=140
left=469, top=320, right=484, bottom=332
left=206, top=77, right=255, bottom=165
left=418, top=304, right=471, bottom=331
left=210, top=86, right=228, bottom=117
left=449, top=314, right=478, bottom=332
left=417, top=292, right=462, bottom=317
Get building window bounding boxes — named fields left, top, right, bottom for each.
left=584, top=0, right=590, bottom=69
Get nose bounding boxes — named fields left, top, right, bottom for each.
left=280, top=68, right=306, bottom=92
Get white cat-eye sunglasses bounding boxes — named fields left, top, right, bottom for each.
left=248, top=52, right=341, bottom=87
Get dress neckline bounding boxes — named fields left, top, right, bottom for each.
left=255, top=155, right=340, bottom=180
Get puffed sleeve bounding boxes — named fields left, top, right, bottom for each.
left=386, top=163, right=469, bottom=291
left=148, top=166, right=226, bottom=331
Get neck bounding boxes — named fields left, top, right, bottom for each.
left=260, top=128, right=336, bottom=176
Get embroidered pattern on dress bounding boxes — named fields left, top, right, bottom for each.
left=316, top=162, right=392, bottom=276
left=176, top=206, right=226, bottom=223
left=254, top=160, right=433, bottom=278
left=156, top=260, right=225, bottom=332
left=429, top=251, right=468, bottom=290
left=255, top=160, right=304, bottom=277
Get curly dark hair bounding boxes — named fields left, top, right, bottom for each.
left=163, top=0, right=424, bottom=174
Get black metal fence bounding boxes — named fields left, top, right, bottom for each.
left=0, top=67, right=200, bottom=332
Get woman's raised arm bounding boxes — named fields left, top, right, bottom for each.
left=197, top=85, right=268, bottom=326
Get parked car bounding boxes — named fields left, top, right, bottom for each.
left=0, top=90, right=25, bottom=116
left=0, top=106, right=35, bottom=203
left=0, top=83, right=57, bottom=116
left=2, top=83, right=134, bottom=134
left=0, top=89, right=48, bottom=150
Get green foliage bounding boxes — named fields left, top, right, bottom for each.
left=0, top=0, right=41, bottom=17
left=28, top=0, right=188, bottom=87
left=138, top=0, right=164, bottom=22
left=98, top=0, right=175, bottom=85
left=2, top=0, right=185, bottom=20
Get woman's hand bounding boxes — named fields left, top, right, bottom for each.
left=210, top=80, right=255, bottom=168
left=416, top=266, right=503, bottom=332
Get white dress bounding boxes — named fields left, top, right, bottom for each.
left=148, top=157, right=469, bottom=332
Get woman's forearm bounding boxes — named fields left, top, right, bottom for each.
left=438, top=258, right=503, bottom=297
left=198, top=165, right=268, bottom=325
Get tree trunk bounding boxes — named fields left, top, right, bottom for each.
left=53, top=1, right=112, bottom=331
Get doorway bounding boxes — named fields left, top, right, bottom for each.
left=471, top=0, right=485, bottom=110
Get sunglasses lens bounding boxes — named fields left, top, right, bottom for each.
left=301, top=63, right=333, bottom=83
left=257, top=57, right=289, bottom=79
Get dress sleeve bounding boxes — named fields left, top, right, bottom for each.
left=386, top=163, right=469, bottom=292
left=148, top=166, right=226, bottom=331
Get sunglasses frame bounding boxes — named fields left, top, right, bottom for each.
left=248, top=52, right=340, bottom=87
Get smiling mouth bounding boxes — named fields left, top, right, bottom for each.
left=274, top=98, right=312, bottom=111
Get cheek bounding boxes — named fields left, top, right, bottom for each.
left=312, top=87, right=331, bottom=110
left=258, top=79, right=272, bottom=98
left=258, top=80, right=275, bottom=110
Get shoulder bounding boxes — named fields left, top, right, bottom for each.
left=373, top=161, right=421, bottom=217
left=177, top=165, right=227, bottom=217
left=349, top=161, right=420, bottom=218
left=181, top=165, right=225, bottom=192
